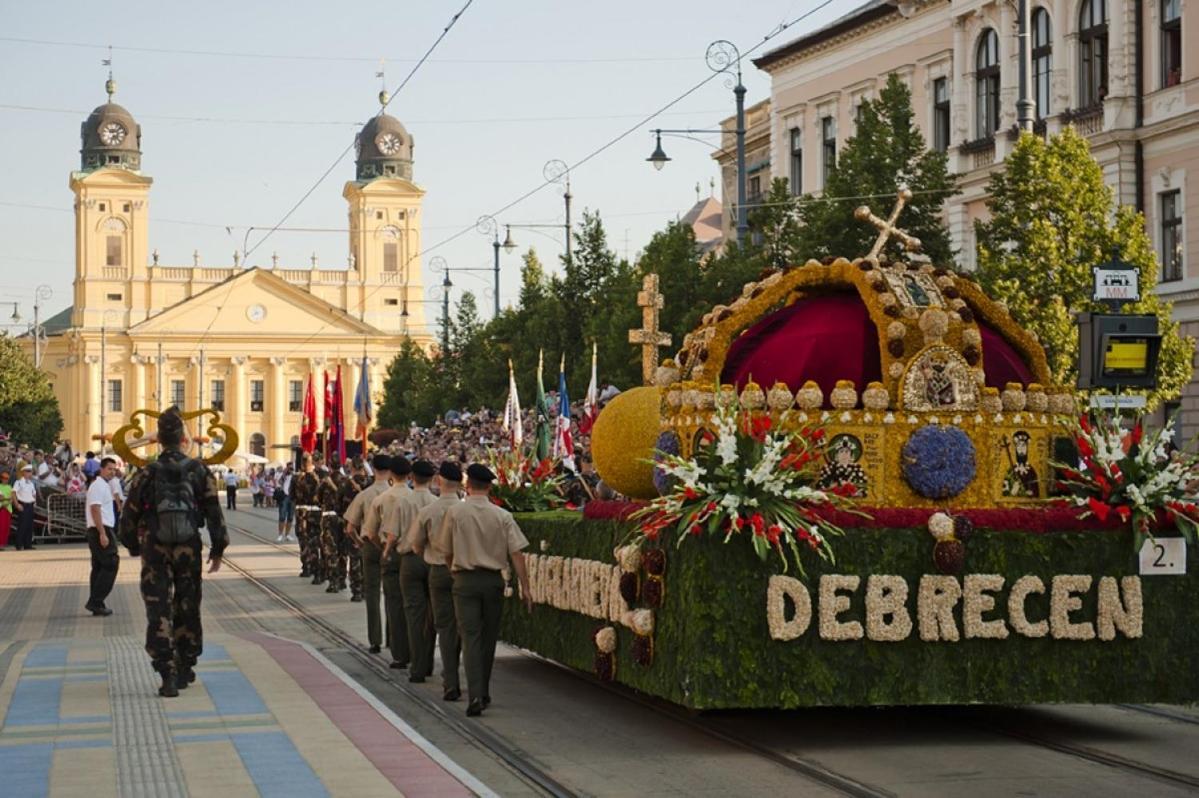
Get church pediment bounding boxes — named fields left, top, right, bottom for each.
left=129, top=267, right=384, bottom=338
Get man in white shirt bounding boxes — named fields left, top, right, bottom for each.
left=13, top=464, right=39, bottom=550
left=108, top=467, right=125, bottom=531
left=85, top=457, right=120, bottom=617
left=224, top=470, right=239, bottom=511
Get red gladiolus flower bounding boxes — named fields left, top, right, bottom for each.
left=690, top=524, right=703, bottom=536
left=683, top=486, right=699, bottom=501
left=1114, top=505, right=1131, bottom=522
left=766, top=525, right=781, bottom=545
left=1131, top=424, right=1143, bottom=445
left=705, top=501, right=718, bottom=513
left=1080, top=414, right=1092, bottom=433
left=1087, top=497, right=1110, bottom=522
left=645, top=528, right=659, bottom=541
left=1076, top=437, right=1094, bottom=458
left=811, top=428, right=825, bottom=442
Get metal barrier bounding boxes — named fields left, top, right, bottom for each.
left=38, top=491, right=88, bottom=543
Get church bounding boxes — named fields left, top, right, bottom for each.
left=28, top=78, right=431, bottom=457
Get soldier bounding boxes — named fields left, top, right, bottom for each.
left=318, top=462, right=345, bottom=593
left=344, top=454, right=392, bottom=651
left=118, top=407, right=228, bottom=698
left=339, top=457, right=370, bottom=601
left=443, top=463, right=533, bottom=716
left=291, top=454, right=323, bottom=583
left=370, top=455, right=412, bottom=668
left=411, top=461, right=464, bottom=700
left=385, top=459, right=437, bottom=683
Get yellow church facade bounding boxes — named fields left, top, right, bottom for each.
left=30, top=82, right=430, bottom=457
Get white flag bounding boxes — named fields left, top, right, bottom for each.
left=502, top=359, right=523, bottom=449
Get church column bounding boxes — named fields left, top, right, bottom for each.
left=269, top=357, right=286, bottom=450
left=229, top=356, right=247, bottom=444
left=130, top=354, right=146, bottom=413
left=85, top=355, right=101, bottom=449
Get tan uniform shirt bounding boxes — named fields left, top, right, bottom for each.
left=409, top=494, right=461, bottom=566
left=384, top=487, right=436, bottom=554
left=362, top=484, right=409, bottom=543
left=443, top=495, right=529, bottom=572
left=343, top=480, right=389, bottom=529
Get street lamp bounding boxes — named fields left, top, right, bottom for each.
left=31, top=284, right=52, bottom=369
left=646, top=40, right=749, bottom=240
left=8, top=303, right=18, bottom=324
left=475, top=215, right=502, bottom=318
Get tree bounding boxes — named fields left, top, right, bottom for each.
left=376, top=338, right=437, bottom=429
left=975, top=127, right=1193, bottom=404
left=519, top=247, right=549, bottom=308
left=749, top=177, right=804, bottom=269
left=0, top=334, right=63, bottom=449
left=795, top=72, right=959, bottom=264
left=636, top=220, right=704, bottom=343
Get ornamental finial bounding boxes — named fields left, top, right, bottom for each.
left=854, top=184, right=923, bottom=259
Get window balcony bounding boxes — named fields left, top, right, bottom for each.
left=1061, top=103, right=1104, bottom=136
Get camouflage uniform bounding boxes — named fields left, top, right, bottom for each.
left=118, top=449, right=228, bottom=681
left=318, top=471, right=346, bottom=593
left=340, top=472, right=369, bottom=600
left=291, top=469, right=323, bottom=582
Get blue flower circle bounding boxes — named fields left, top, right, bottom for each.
left=901, top=425, right=976, bottom=499
left=653, top=431, right=681, bottom=496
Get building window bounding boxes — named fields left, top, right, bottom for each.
left=288, top=379, right=303, bottom=412
left=105, top=235, right=123, bottom=267
left=747, top=175, right=762, bottom=203
left=789, top=127, right=802, bottom=195
left=1079, top=0, right=1108, bottom=107
left=250, top=433, right=266, bottom=457
left=375, top=211, right=384, bottom=220
left=1160, top=189, right=1183, bottom=282
left=933, top=77, right=951, bottom=152
left=107, top=379, right=122, bottom=413
left=106, top=293, right=122, bottom=301
left=976, top=29, right=1001, bottom=138
left=122, top=203, right=131, bottom=212
left=170, top=379, right=185, bottom=409
left=384, top=297, right=399, bottom=306
left=1032, top=8, right=1052, bottom=118
left=1162, top=0, right=1182, bottom=88
left=820, top=116, right=836, bottom=187
left=250, top=379, right=265, bottom=412
left=383, top=241, right=398, bottom=272
left=210, top=379, right=225, bottom=412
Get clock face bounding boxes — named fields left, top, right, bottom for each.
left=246, top=304, right=267, bottom=323
left=376, top=132, right=402, bottom=155
left=99, top=122, right=126, bottom=146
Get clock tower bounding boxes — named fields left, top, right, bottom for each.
left=70, top=77, right=152, bottom=329
left=343, top=92, right=426, bottom=337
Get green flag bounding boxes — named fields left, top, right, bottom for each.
left=535, top=349, right=552, bottom=461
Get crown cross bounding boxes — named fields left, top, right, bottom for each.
left=854, top=186, right=923, bottom=259
left=629, top=272, right=671, bottom=386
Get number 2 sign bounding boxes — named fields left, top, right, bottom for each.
left=1138, top=537, right=1187, bottom=575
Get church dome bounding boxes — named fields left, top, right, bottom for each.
left=80, top=79, right=142, bottom=172
left=355, top=95, right=413, bottom=181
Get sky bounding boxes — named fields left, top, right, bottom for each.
left=1, top=0, right=845, bottom=336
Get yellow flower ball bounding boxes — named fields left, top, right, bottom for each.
left=591, top=386, right=662, bottom=500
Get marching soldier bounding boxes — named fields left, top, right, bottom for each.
left=443, top=463, right=533, bottom=716
left=290, top=454, right=323, bottom=583
left=318, top=462, right=345, bottom=593
left=344, top=454, right=392, bottom=651
left=339, top=457, right=370, bottom=601
left=118, top=407, right=228, bottom=698
left=410, top=461, right=464, bottom=700
left=385, top=460, right=437, bottom=683
left=373, top=456, right=413, bottom=668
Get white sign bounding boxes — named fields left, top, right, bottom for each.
left=1093, top=268, right=1140, bottom=303
left=1138, top=537, right=1187, bottom=575
left=1090, top=394, right=1148, bottom=410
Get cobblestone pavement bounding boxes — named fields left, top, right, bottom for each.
left=6, top=503, right=1199, bottom=797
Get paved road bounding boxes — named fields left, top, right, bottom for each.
left=3, top=503, right=1199, bottom=797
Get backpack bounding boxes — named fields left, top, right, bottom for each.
left=149, top=458, right=199, bottom=544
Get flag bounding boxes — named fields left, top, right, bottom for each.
left=534, top=350, right=551, bottom=461
left=323, top=370, right=334, bottom=431
left=353, top=356, right=373, bottom=440
left=332, top=365, right=346, bottom=465
left=553, top=354, right=575, bottom=471
left=300, top=374, right=317, bottom=454
left=579, top=341, right=599, bottom=435
left=502, top=359, right=523, bottom=449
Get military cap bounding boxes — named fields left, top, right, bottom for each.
left=466, top=463, right=496, bottom=483
left=439, top=461, right=463, bottom=482
left=412, top=459, right=436, bottom=478
left=391, top=455, right=413, bottom=476
left=372, top=453, right=392, bottom=472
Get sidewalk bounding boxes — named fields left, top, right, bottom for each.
left=0, top=545, right=489, bottom=798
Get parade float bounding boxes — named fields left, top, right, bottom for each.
left=500, top=193, right=1199, bottom=709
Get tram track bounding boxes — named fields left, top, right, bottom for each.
left=223, top=519, right=1199, bottom=796
left=219, top=523, right=576, bottom=798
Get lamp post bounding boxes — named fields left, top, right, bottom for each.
left=1016, top=0, right=1034, bottom=132
left=646, top=40, right=748, bottom=240
left=475, top=216, right=502, bottom=318
left=32, top=285, right=52, bottom=369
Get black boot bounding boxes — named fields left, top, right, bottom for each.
left=159, top=673, right=179, bottom=698
left=177, top=666, right=196, bottom=689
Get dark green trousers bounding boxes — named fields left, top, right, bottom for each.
left=400, top=553, right=436, bottom=678
left=361, top=540, right=384, bottom=648
left=429, top=564, right=460, bottom=693
left=452, top=569, right=503, bottom=704
left=382, top=549, right=408, bottom=664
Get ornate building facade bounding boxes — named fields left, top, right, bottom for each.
left=31, top=80, right=431, bottom=456
left=715, top=0, right=1199, bottom=442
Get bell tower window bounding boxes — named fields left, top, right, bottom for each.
left=383, top=242, right=398, bottom=272
left=106, top=235, right=123, bottom=267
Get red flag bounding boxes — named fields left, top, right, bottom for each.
left=300, top=374, right=317, bottom=453
left=332, top=365, right=346, bottom=464
left=323, top=370, right=334, bottom=431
